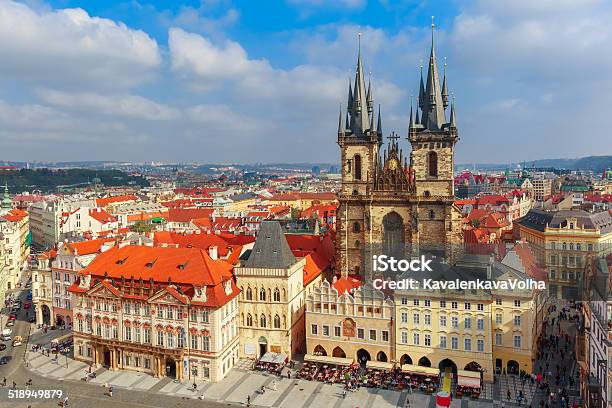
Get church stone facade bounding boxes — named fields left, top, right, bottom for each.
left=336, top=27, right=463, bottom=278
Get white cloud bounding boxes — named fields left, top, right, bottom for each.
left=37, top=89, right=181, bottom=120
left=168, top=27, right=402, bottom=106
left=0, top=1, right=161, bottom=88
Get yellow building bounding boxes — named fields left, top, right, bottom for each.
left=393, top=251, right=543, bottom=381
left=236, top=221, right=322, bottom=359
left=518, top=209, right=612, bottom=298
left=305, top=279, right=394, bottom=365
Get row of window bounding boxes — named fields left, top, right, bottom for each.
left=244, top=287, right=283, bottom=302
left=91, top=301, right=212, bottom=324
left=245, top=314, right=283, bottom=329
left=310, top=324, right=389, bottom=342
left=398, top=333, right=522, bottom=349
left=399, top=313, right=521, bottom=328
left=549, top=242, right=594, bottom=251
left=83, top=321, right=213, bottom=351
left=400, top=299, right=522, bottom=308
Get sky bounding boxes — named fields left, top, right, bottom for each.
left=0, top=0, right=611, bottom=165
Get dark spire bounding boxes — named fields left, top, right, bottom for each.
left=442, top=57, right=449, bottom=108
left=346, top=79, right=353, bottom=116
left=351, top=32, right=370, bottom=135
left=421, top=16, right=446, bottom=131
left=449, top=94, right=457, bottom=129
left=376, top=104, right=383, bottom=139
left=338, top=105, right=345, bottom=137
left=418, top=60, right=425, bottom=110
left=409, top=96, right=416, bottom=130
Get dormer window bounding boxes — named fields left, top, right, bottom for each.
left=145, top=262, right=154, bottom=268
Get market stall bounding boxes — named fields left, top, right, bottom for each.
left=400, top=364, right=440, bottom=394
left=456, top=370, right=481, bottom=398
left=300, top=354, right=356, bottom=383
left=255, top=352, right=288, bottom=374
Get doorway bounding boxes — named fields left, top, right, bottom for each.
left=258, top=336, right=268, bottom=357
left=165, top=358, right=176, bottom=379
left=103, top=348, right=111, bottom=368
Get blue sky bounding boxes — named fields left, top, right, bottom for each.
left=0, top=0, right=611, bottom=165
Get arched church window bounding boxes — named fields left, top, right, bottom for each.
left=428, top=151, right=438, bottom=177
left=429, top=210, right=435, bottom=219
left=273, top=288, right=280, bottom=302
left=424, top=191, right=431, bottom=197
left=353, top=222, right=361, bottom=233
left=246, top=314, right=253, bottom=326
left=355, top=240, right=360, bottom=248
left=259, top=288, right=266, bottom=301
left=274, top=315, right=281, bottom=329
left=354, top=155, right=362, bottom=180
left=246, top=287, right=252, bottom=300
left=260, top=314, right=266, bottom=327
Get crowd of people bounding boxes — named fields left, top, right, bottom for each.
left=529, top=301, right=581, bottom=408
left=295, top=362, right=440, bottom=393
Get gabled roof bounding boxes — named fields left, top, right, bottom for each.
left=243, top=221, right=296, bottom=269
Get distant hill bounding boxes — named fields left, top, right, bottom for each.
left=457, top=155, right=612, bottom=173
left=0, top=168, right=149, bottom=193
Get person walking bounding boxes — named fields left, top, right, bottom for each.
left=108, top=386, right=113, bottom=397
left=192, top=382, right=197, bottom=392
left=1, top=377, right=6, bottom=387
left=246, top=395, right=251, bottom=407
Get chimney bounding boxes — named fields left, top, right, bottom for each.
left=208, top=246, right=218, bottom=260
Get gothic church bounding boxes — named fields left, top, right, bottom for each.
left=336, top=24, right=463, bottom=277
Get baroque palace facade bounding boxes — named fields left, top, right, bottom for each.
left=69, top=245, right=240, bottom=382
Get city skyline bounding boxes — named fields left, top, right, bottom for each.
left=0, top=0, right=611, bottom=164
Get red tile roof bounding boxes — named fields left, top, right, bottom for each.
left=154, top=231, right=254, bottom=258
left=303, top=252, right=327, bottom=286
left=1, top=208, right=28, bottom=222
left=167, top=208, right=215, bottom=223
left=89, top=208, right=118, bottom=224
left=70, top=245, right=238, bottom=307
left=477, top=195, right=510, bottom=206
left=332, top=276, right=361, bottom=295
left=286, top=234, right=335, bottom=263
left=67, top=238, right=117, bottom=256
left=95, top=194, right=138, bottom=207
left=512, top=242, right=546, bottom=281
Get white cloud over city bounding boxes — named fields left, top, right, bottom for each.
left=0, top=0, right=610, bottom=164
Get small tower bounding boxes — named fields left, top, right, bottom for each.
left=337, top=32, right=381, bottom=197
left=1, top=183, right=11, bottom=210
left=408, top=17, right=458, bottom=199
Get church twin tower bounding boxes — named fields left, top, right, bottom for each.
left=336, top=23, right=463, bottom=278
